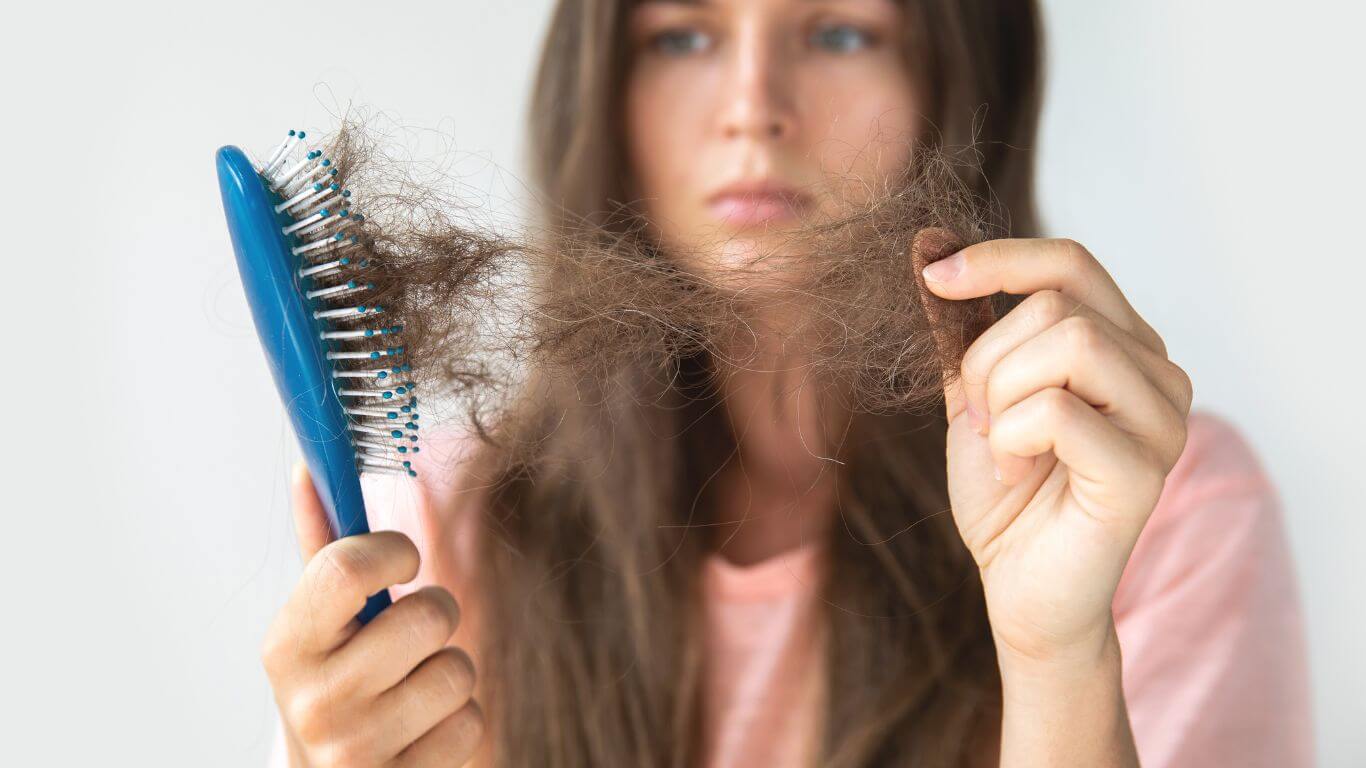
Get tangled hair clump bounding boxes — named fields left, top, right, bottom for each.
left=326, top=118, right=1003, bottom=448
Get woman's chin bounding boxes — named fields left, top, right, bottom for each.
left=677, top=232, right=811, bottom=294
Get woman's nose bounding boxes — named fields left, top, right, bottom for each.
left=717, top=27, right=795, bottom=142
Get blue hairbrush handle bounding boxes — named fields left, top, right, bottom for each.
left=217, top=144, right=391, bottom=624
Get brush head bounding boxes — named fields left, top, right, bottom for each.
left=217, top=129, right=420, bottom=547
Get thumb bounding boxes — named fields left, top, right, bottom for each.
left=290, top=461, right=335, bottom=562
left=910, top=228, right=996, bottom=424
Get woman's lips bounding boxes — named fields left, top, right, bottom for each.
left=706, top=182, right=809, bottom=227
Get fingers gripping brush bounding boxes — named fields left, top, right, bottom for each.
left=216, top=129, right=421, bottom=624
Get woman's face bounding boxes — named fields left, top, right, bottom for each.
left=625, top=0, right=920, bottom=278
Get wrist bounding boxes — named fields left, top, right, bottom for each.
left=995, top=623, right=1138, bottom=768
left=996, top=620, right=1123, bottom=700
left=994, top=617, right=1119, bottom=675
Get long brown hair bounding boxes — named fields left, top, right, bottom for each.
left=475, top=1, right=1045, bottom=765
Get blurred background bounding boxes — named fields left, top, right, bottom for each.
left=2, top=1, right=1361, bottom=764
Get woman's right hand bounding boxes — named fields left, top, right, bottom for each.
left=262, top=463, right=485, bottom=767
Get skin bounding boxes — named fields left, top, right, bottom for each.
left=624, top=0, right=921, bottom=566
left=264, top=0, right=1192, bottom=765
left=263, top=464, right=483, bottom=767
left=625, top=0, right=1191, bottom=764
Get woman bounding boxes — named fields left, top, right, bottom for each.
left=263, top=1, right=1313, bottom=765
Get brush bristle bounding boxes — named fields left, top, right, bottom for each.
left=260, top=129, right=420, bottom=477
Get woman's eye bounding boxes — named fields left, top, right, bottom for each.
left=649, top=27, right=712, bottom=56
left=810, top=23, right=875, bottom=53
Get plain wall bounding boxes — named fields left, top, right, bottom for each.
left=1, top=1, right=1359, bottom=764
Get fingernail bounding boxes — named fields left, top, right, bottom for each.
left=923, top=251, right=965, bottom=283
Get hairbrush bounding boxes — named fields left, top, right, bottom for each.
left=216, top=129, right=420, bottom=624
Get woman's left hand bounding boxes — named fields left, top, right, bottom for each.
left=921, top=237, right=1193, bottom=667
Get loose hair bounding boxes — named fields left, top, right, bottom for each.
left=339, top=1, right=1045, bottom=765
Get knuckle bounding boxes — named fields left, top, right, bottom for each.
left=1170, top=418, right=1190, bottom=459
left=959, top=345, right=989, bottom=385
left=430, top=648, right=477, bottom=701
left=409, top=588, right=461, bottom=642
left=1028, top=289, right=1071, bottom=326
left=1038, top=387, right=1075, bottom=422
left=451, top=701, right=487, bottom=753
left=381, top=530, right=422, bottom=570
left=1159, top=416, right=1190, bottom=471
left=317, top=656, right=365, bottom=700
left=312, top=541, right=371, bottom=598
left=972, top=240, right=1000, bottom=265
left=1172, top=364, right=1195, bottom=412
left=1060, top=315, right=1106, bottom=357
left=1148, top=328, right=1170, bottom=358
left=315, top=738, right=370, bottom=768
left=1138, top=454, right=1170, bottom=497
left=259, top=626, right=291, bottom=679
left=1055, top=237, right=1094, bottom=267
left=287, top=689, right=330, bottom=744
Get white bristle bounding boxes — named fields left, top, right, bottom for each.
left=327, top=348, right=400, bottom=360
left=334, top=368, right=397, bottom=379
left=273, top=158, right=315, bottom=188
left=313, top=305, right=379, bottom=320
left=261, top=131, right=300, bottom=177
left=299, top=257, right=348, bottom=278
left=282, top=211, right=326, bottom=236
left=292, top=233, right=352, bottom=257
left=260, top=128, right=420, bottom=477
left=346, top=406, right=399, bottom=418
left=275, top=184, right=323, bottom=214
left=305, top=281, right=359, bottom=300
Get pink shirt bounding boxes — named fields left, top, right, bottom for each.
left=270, top=410, right=1314, bottom=766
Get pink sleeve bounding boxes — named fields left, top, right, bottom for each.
left=1112, top=411, right=1315, bottom=767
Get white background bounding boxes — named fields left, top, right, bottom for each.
left=1, top=1, right=1360, bottom=765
